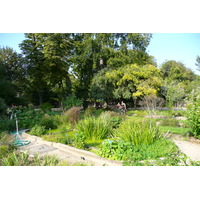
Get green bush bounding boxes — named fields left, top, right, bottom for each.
left=39, top=115, right=58, bottom=129
left=39, top=102, right=53, bottom=112
left=0, top=119, right=16, bottom=132
left=72, top=133, right=86, bottom=149
left=0, top=145, right=10, bottom=159
left=62, top=96, right=83, bottom=110
left=98, top=139, right=134, bottom=161
left=186, top=92, right=200, bottom=138
left=114, top=118, right=161, bottom=146
left=29, top=125, right=46, bottom=136
left=84, top=106, right=96, bottom=117
left=63, top=107, right=80, bottom=127
left=98, top=138, right=181, bottom=165
left=58, top=124, right=71, bottom=133
left=17, top=109, right=44, bottom=129
left=159, top=118, right=180, bottom=127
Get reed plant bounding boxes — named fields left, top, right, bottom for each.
left=114, top=118, right=161, bottom=146
left=76, top=115, right=112, bottom=140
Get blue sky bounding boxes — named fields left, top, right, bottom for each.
left=147, top=33, right=200, bottom=75
left=0, top=33, right=199, bottom=75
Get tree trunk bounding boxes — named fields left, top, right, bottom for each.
left=39, top=92, right=43, bottom=105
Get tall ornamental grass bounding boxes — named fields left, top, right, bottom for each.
left=114, top=118, right=161, bottom=146
left=76, top=115, right=112, bottom=140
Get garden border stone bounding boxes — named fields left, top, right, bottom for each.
left=19, top=132, right=122, bottom=166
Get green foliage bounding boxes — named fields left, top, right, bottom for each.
left=29, top=125, right=46, bottom=136
left=39, top=102, right=53, bottom=112
left=17, top=107, right=44, bottom=129
left=0, top=97, right=7, bottom=114
left=0, top=150, right=61, bottom=166
left=100, top=111, right=125, bottom=128
left=58, top=124, right=72, bottom=133
left=76, top=115, right=112, bottom=140
left=159, top=118, right=180, bottom=127
left=72, top=133, right=86, bottom=149
left=98, top=139, right=134, bottom=160
left=39, top=115, right=58, bottom=129
left=0, top=145, right=10, bottom=159
left=1, top=151, right=30, bottom=166
left=161, top=60, right=195, bottom=82
left=186, top=91, right=200, bottom=138
left=84, top=106, right=96, bottom=117
left=91, top=64, right=162, bottom=102
left=159, top=126, right=191, bottom=135
left=62, top=96, right=83, bottom=110
left=42, top=133, right=67, bottom=144
left=0, top=132, right=16, bottom=160
left=98, top=138, right=182, bottom=165
left=126, top=110, right=148, bottom=117
left=0, top=119, right=16, bottom=132
left=63, top=107, right=80, bottom=127
left=114, top=118, right=161, bottom=146
left=20, top=33, right=73, bottom=105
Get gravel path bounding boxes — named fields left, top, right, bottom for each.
left=173, top=139, right=200, bottom=161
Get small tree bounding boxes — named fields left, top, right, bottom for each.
left=139, top=95, right=165, bottom=117
left=162, top=80, right=185, bottom=117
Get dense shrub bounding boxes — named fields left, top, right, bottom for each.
left=84, top=106, right=96, bottom=117
left=72, top=133, right=86, bottom=149
left=0, top=119, right=16, bottom=132
left=98, top=138, right=180, bottom=165
left=62, top=96, right=83, bottom=111
left=186, top=91, right=200, bottom=138
left=17, top=109, right=44, bottom=129
left=114, top=118, right=161, bottom=146
left=98, top=139, right=134, bottom=161
left=29, top=125, right=46, bottom=136
left=39, top=102, right=53, bottom=112
left=39, top=115, right=58, bottom=129
left=58, top=124, right=72, bottom=133
left=63, top=107, right=80, bottom=127
left=0, top=132, right=16, bottom=159
left=100, top=111, right=125, bottom=128
left=159, top=118, right=180, bottom=127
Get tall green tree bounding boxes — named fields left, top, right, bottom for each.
left=19, top=33, right=73, bottom=105
left=160, top=60, right=195, bottom=82
left=72, top=33, right=153, bottom=108
left=91, top=64, right=162, bottom=106
left=0, top=47, right=25, bottom=105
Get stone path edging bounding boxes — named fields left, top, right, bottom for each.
left=19, top=132, right=122, bottom=166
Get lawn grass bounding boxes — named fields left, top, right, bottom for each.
left=159, top=126, right=191, bottom=135
left=85, top=139, right=103, bottom=149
